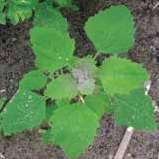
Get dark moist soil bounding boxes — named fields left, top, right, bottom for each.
left=0, top=0, right=159, bottom=159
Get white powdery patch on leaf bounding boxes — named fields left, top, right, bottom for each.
left=71, top=68, right=96, bottom=95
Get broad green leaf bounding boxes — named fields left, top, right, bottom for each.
left=0, top=97, right=6, bottom=110
left=0, top=98, right=5, bottom=131
left=53, top=0, right=78, bottom=9
left=99, top=57, right=149, bottom=95
left=43, top=103, right=99, bottom=158
left=85, top=91, right=112, bottom=119
left=30, top=1, right=74, bottom=72
left=45, top=105, right=57, bottom=121
left=7, top=0, right=38, bottom=25
left=0, top=114, right=2, bottom=132
left=85, top=5, right=135, bottom=54
left=0, top=0, right=5, bottom=24
left=42, top=129, right=53, bottom=144
left=2, top=89, right=45, bottom=135
left=44, top=74, right=78, bottom=100
left=33, top=2, right=68, bottom=31
left=0, top=13, right=6, bottom=24
left=30, top=27, right=75, bottom=72
left=0, top=0, right=5, bottom=11
left=114, top=89, right=157, bottom=130
left=19, top=70, right=47, bottom=90
left=45, top=100, right=69, bottom=122
left=56, top=0, right=72, bottom=6
left=0, top=0, right=6, bottom=24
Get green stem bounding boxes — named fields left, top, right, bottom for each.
left=93, top=52, right=99, bottom=60
left=79, top=95, right=85, bottom=104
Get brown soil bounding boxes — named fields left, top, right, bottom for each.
left=0, top=0, right=159, bottom=159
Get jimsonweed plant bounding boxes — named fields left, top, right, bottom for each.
left=0, top=2, right=157, bottom=159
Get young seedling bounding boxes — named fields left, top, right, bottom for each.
left=0, top=0, right=77, bottom=25
left=0, top=0, right=38, bottom=25
left=0, top=3, right=157, bottom=159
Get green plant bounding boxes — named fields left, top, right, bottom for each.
left=0, top=0, right=38, bottom=25
left=0, top=0, right=77, bottom=25
left=0, top=3, right=157, bottom=159
left=0, top=0, right=6, bottom=24
left=53, top=0, right=78, bottom=9
left=85, top=5, right=135, bottom=54
left=54, top=0, right=73, bottom=7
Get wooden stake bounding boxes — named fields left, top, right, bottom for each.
left=153, top=2, right=159, bottom=9
left=114, top=127, right=134, bottom=159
